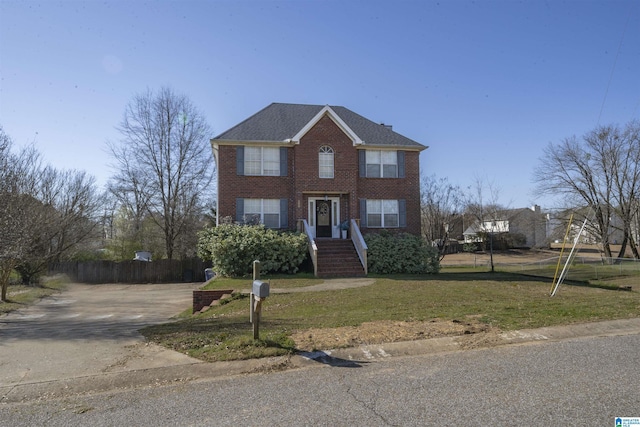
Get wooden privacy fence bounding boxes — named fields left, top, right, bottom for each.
left=49, top=258, right=210, bottom=284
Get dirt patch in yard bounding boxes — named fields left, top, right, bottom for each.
left=440, top=248, right=604, bottom=267
left=440, top=249, right=559, bottom=266
left=291, top=317, right=500, bottom=352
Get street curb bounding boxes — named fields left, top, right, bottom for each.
left=293, top=317, right=640, bottom=365
left=3, top=317, right=640, bottom=403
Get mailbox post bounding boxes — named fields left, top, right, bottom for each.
left=251, top=280, right=269, bottom=339
left=250, top=260, right=269, bottom=339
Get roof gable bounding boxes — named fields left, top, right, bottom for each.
left=291, top=105, right=363, bottom=145
left=213, top=103, right=427, bottom=150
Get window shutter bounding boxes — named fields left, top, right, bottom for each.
left=397, top=151, right=405, bottom=178
left=280, top=198, right=288, bottom=228
left=236, top=146, right=244, bottom=175
left=358, top=150, right=366, bottom=177
left=280, top=147, right=288, bottom=176
left=236, top=198, right=244, bottom=223
left=359, top=199, right=367, bottom=227
left=399, top=199, right=406, bottom=227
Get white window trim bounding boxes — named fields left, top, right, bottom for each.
left=366, top=199, right=399, bottom=228
left=308, top=197, right=341, bottom=238
left=366, top=150, right=397, bottom=178
left=244, top=146, right=280, bottom=176
left=319, top=146, right=334, bottom=178
left=244, top=198, right=280, bottom=228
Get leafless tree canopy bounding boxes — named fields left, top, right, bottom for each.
left=1, top=126, right=102, bottom=300
left=16, top=167, right=103, bottom=283
left=420, top=175, right=463, bottom=260
left=464, top=175, right=504, bottom=224
left=534, top=121, right=640, bottom=259
left=108, top=87, right=214, bottom=260
left=1, top=128, right=42, bottom=299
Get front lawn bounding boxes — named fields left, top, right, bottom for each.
left=141, top=270, right=640, bottom=361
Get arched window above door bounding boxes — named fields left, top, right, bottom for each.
left=319, top=146, right=334, bottom=178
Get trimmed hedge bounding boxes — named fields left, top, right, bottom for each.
left=197, top=224, right=308, bottom=277
left=365, top=231, right=440, bottom=274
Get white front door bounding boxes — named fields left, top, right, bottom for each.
left=308, top=197, right=340, bottom=238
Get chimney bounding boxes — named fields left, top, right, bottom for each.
left=531, top=205, right=541, bottom=213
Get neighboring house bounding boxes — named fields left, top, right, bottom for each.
left=548, top=207, right=625, bottom=245
left=210, top=103, right=427, bottom=276
left=463, top=205, right=548, bottom=248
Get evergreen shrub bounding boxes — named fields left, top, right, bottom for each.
left=365, top=231, right=440, bottom=274
left=197, top=224, right=308, bottom=277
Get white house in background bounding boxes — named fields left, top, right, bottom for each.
left=463, top=205, right=548, bottom=248
left=548, top=207, right=625, bottom=245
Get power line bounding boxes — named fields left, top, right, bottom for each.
left=597, top=9, right=632, bottom=125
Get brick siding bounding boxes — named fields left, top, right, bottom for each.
left=192, top=289, right=233, bottom=313
left=216, top=115, right=422, bottom=236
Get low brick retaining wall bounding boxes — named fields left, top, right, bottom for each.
left=193, top=290, right=234, bottom=313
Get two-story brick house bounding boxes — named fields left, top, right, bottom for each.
left=212, top=102, right=426, bottom=235
left=211, top=103, right=427, bottom=276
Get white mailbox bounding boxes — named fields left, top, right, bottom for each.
left=252, top=280, right=270, bottom=298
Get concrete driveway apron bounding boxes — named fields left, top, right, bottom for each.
left=0, top=283, right=202, bottom=388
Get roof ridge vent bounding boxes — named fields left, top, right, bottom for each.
left=380, top=123, right=393, bottom=130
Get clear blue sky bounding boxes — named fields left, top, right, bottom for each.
left=1, top=0, right=639, bottom=210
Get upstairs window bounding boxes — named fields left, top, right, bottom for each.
left=365, top=150, right=398, bottom=178
left=244, top=146, right=280, bottom=176
left=237, top=146, right=287, bottom=177
left=319, top=146, right=334, bottom=178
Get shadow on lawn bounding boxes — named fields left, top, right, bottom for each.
left=385, top=271, right=624, bottom=292
left=385, top=271, right=552, bottom=283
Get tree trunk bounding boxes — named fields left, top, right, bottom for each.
left=616, top=234, right=628, bottom=260
left=1, top=266, right=12, bottom=302
left=595, top=209, right=613, bottom=259
left=629, top=234, right=640, bottom=259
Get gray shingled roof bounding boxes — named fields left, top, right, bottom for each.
left=213, top=103, right=426, bottom=149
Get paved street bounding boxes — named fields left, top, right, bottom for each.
left=1, top=333, right=639, bottom=426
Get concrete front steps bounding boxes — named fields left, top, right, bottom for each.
left=315, top=239, right=366, bottom=278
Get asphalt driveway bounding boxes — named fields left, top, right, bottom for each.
left=0, top=283, right=202, bottom=389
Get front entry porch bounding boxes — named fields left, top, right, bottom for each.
left=307, top=196, right=342, bottom=239
left=314, top=238, right=366, bottom=278
left=299, top=217, right=368, bottom=278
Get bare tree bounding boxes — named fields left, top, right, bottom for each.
left=16, top=167, right=103, bottom=283
left=107, top=141, right=153, bottom=252
left=464, top=175, right=504, bottom=272
left=465, top=175, right=503, bottom=224
left=610, top=122, right=640, bottom=258
left=420, top=174, right=463, bottom=260
left=0, top=128, right=44, bottom=299
left=534, top=121, right=640, bottom=259
left=108, top=87, right=214, bottom=260
left=1, top=126, right=104, bottom=297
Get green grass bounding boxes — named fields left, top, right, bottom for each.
left=0, top=275, right=69, bottom=314
left=499, top=258, right=640, bottom=282
left=141, top=269, right=640, bottom=362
